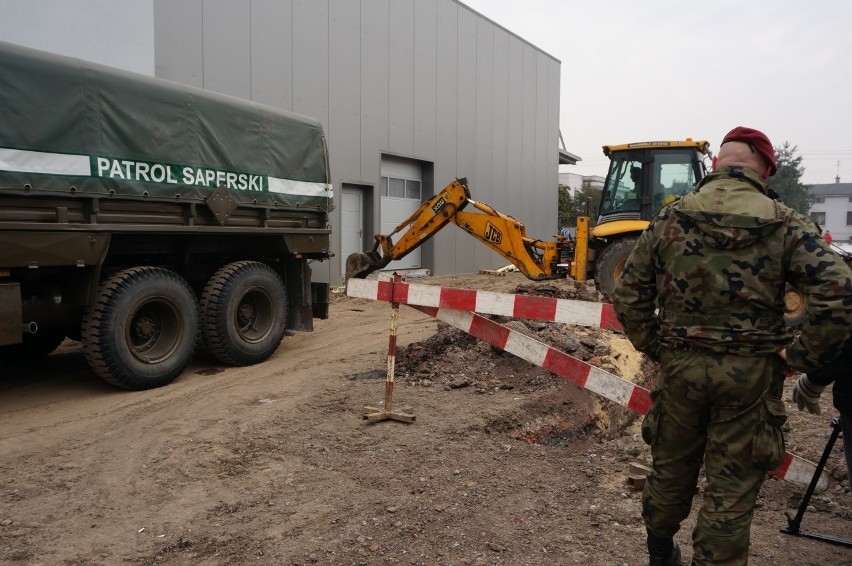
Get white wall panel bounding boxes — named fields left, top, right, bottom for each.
left=250, top=0, right=294, bottom=109
left=491, top=28, right=510, bottom=211
left=521, top=46, right=537, bottom=228
left=389, top=0, right=415, bottom=157
left=454, top=7, right=477, bottom=273
left=360, top=0, right=390, bottom=188
left=473, top=18, right=495, bottom=270
left=202, top=0, right=251, bottom=99
left=413, top=0, right=438, bottom=161
left=155, top=0, right=203, bottom=86
left=534, top=51, right=550, bottom=234
left=329, top=0, right=362, bottom=182
left=433, top=0, right=459, bottom=277
left=293, top=0, right=329, bottom=127
left=506, top=36, right=524, bottom=223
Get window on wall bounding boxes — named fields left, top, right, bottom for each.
left=847, top=211, right=852, bottom=225
left=814, top=197, right=825, bottom=203
left=811, top=212, right=826, bottom=225
left=381, top=175, right=421, bottom=200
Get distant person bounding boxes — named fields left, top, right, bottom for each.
left=825, top=230, right=833, bottom=245
left=613, top=126, right=852, bottom=565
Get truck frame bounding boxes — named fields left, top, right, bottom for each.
left=0, top=42, right=333, bottom=390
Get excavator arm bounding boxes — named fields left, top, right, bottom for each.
left=345, top=179, right=471, bottom=280
left=345, top=178, right=577, bottom=281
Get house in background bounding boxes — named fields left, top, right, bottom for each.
left=558, top=172, right=605, bottom=193
left=808, top=180, right=852, bottom=243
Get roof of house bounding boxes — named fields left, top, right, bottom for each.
left=808, top=182, right=852, bottom=196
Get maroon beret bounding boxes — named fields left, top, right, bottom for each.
left=721, top=126, right=778, bottom=176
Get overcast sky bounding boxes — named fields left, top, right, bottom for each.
left=1, top=1, right=848, bottom=186
left=462, top=0, right=852, bottom=185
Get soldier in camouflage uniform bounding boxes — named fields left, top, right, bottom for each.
left=613, top=126, right=852, bottom=565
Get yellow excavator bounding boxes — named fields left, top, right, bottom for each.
left=345, top=177, right=575, bottom=282
left=346, top=139, right=712, bottom=297
left=345, top=137, right=836, bottom=328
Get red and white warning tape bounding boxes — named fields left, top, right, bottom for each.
left=346, top=277, right=824, bottom=489
left=346, top=278, right=622, bottom=330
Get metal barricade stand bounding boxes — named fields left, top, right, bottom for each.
left=780, top=417, right=852, bottom=547
left=363, top=273, right=415, bottom=424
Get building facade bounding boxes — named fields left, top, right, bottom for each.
left=0, top=0, right=565, bottom=286
left=808, top=181, right=852, bottom=244
left=154, top=0, right=563, bottom=285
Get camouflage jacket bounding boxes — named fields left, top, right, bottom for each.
left=613, top=166, right=852, bottom=372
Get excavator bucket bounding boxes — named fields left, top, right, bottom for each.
left=345, top=252, right=378, bottom=282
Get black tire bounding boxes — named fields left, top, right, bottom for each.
left=201, top=261, right=287, bottom=366
left=595, top=236, right=640, bottom=300
left=82, top=267, right=199, bottom=390
left=0, top=330, right=66, bottom=365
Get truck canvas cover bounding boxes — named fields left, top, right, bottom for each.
left=0, top=41, right=332, bottom=211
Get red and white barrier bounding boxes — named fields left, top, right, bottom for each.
left=409, top=304, right=651, bottom=414
left=347, top=277, right=825, bottom=490
left=346, top=278, right=622, bottom=331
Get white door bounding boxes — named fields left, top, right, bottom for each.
left=340, top=187, right=364, bottom=277
left=380, top=156, right=423, bottom=271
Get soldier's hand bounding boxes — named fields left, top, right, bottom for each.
left=792, top=375, right=825, bottom=414
left=777, top=348, right=796, bottom=377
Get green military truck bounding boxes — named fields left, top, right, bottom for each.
left=0, top=42, right=333, bottom=390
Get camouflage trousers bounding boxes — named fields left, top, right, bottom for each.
left=641, top=349, right=787, bottom=565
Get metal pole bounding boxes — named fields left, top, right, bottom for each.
left=362, top=273, right=415, bottom=424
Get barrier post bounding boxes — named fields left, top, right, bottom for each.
left=363, top=273, right=416, bottom=424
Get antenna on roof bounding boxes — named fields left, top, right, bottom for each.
left=837, top=160, right=841, bottom=184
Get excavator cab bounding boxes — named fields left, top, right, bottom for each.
left=597, top=140, right=710, bottom=224
left=344, top=139, right=712, bottom=298
left=587, top=139, right=711, bottom=297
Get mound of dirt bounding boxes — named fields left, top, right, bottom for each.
left=368, top=277, right=659, bottom=443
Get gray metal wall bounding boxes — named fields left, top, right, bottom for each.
left=154, top=0, right=560, bottom=285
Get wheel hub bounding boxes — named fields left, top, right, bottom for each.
left=134, top=316, right=157, bottom=341
left=238, top=302, right=256, bottom=328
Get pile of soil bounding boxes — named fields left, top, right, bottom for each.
left=388, top=280, right=659, bottom=442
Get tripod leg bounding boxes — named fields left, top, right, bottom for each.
left=780, top=418, right=841, bottom=536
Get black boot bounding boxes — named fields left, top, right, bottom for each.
left=647, top=532, right=682, bottom=566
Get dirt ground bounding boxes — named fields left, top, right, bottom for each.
left=0, top=271, right=849, bottom=565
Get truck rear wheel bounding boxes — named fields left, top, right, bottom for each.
left=595, top=236, right=639, bottom=301
left=201, top=261, right=287, bottom=366
left=82, top=267, right=199, bottom=390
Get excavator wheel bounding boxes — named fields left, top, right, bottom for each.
left=594, top=236, right=639, bottom=301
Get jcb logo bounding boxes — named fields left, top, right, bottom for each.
left=484, top=222, right=502, bottom=244
left=431, top=196, right=447, bottom=214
